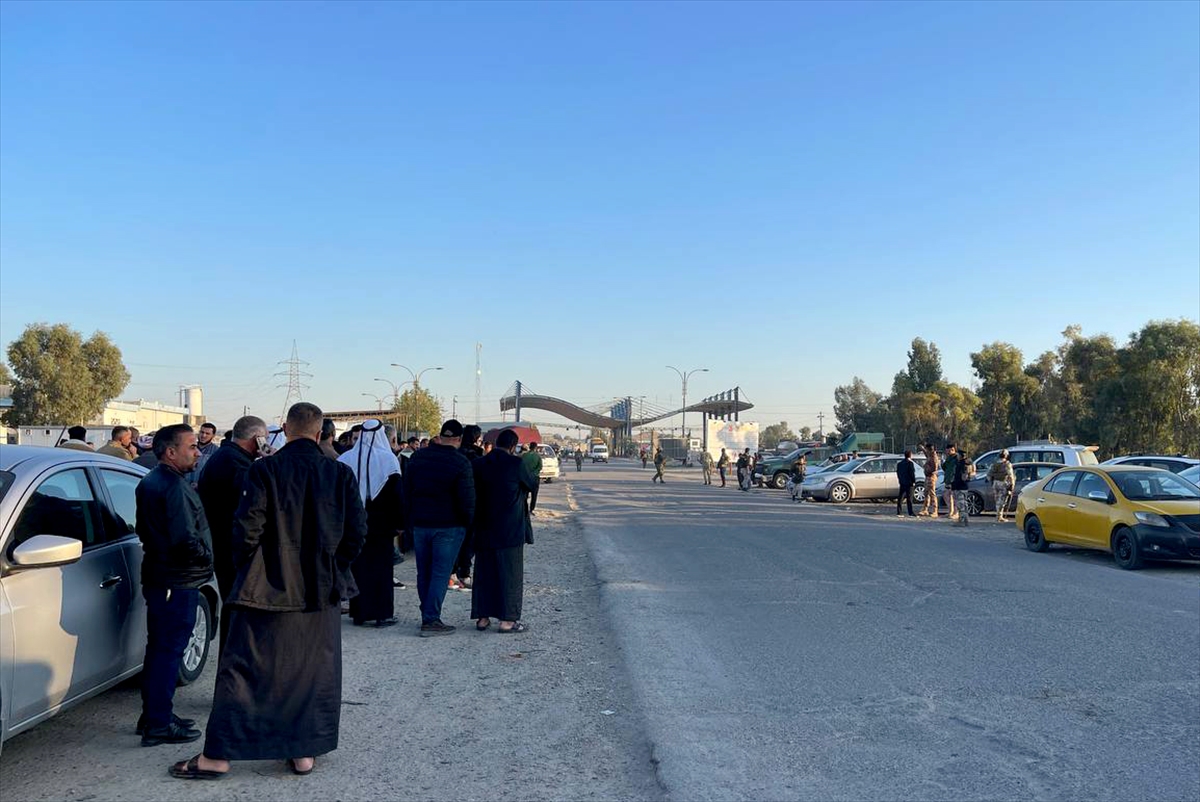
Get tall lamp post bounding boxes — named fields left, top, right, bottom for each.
left=362, top=393, right=385, bottom=412
left=666, top=365, right=708, bottom=462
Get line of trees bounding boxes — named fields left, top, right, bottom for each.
left=831, top=320, right=1200, bottom=459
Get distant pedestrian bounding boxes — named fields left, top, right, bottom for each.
left=788, top=455, right=807, bottom=502
left=340, top=419, right=405, bottom=628
left=717, top=448, right=730, bottom=487
left=136, top=424, right=212, bottom=747
left=173, top=403, right=366, bottom=780
left=472, top=429, right=538, bottom=634
left=403, top=419, right=476, bottom=637
left=736, top=449, right=751, bottom=491
left=134, top=435, right=159, bottom=468
left=196, top=415, right=267, bottom=651
left=98, top=426, right=135, bottom=461
left=952, top=448, right=972, bottom=527
left=57, top=425, right=93, bottom=451
left=988, top=450, right=1016, bottom=523
left=919, top=443, right=940, bottom=518
left=942, top=445, right=959, bottom=520
left=652, top=447, right=667, bottom=483
left=574, top=449, right=584, bottom=472
left=896, top=450, right=917, bottom=517
left=641, top=448, right=648, bottom=469
left=702, top=451, right=714, bottom=485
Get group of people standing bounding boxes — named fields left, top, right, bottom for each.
left=128, top=404, right=539, bottom=782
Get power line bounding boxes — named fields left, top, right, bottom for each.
left=274, top=340, right=312, bottom=422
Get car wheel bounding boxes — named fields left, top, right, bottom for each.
left=966, top=491, right=984, bottom=517
left=1112, top=527, right=1143, bottom=570
left=177, top=593, right=211, bottom=686
left=1023, top=516, right=1048, bottom=552
left=829, top=482, right=852, bottom=504
left=772, top=473, right=789, bottom=490
left=913, top=484, right=926, bottom=504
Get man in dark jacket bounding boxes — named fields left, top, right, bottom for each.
left=171, top=403, right=366, bottom=781
left=403, top=419, right=475, bottom=637
left=896, top=449, right=917, bottom=517
left=135, top=424, right=213, bottom=746
left=196, top=415, right=266, bottom=650
left=471, top=428, right=538, bottom=633
left=453, top=424, right=485, bottom=589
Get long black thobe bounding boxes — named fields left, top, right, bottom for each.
left=470, top=450, right=537, bottom=621
left=204, top=438, right=366, bottom=761
left=349, top=474, right=404, bottom=624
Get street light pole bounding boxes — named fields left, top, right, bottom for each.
left=362, top=393, right=385, bottom=412
left=666, top=365, right=708, bottom=462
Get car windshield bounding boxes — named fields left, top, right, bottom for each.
left=835, top=460, right=863, bottom=473
left=0, top=469, right=13, bottom=503
left=1110, top=470, right=1200, bottom=501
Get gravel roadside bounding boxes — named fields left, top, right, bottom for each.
left=0, top=481, right=663, bottom=802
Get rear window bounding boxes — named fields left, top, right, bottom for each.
left=0, top=470, right=14, bottom=503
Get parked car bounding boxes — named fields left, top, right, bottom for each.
left=752, top=447, right=840, bottom=489
left=801, top=454, right=927, bottom=504
left=0, top=446, right=221, bottom=751
left=1180, top=465, right=1200, bottom=487
left=938, top=442, right=1099, bottom=490
left=1016, top=466, right=1200, bottom=569
left=1101, top=455, right=1199, bottom=474
left=958, top=462, right=1061, bottom=516
left=538, top=445, right=560, bottom=483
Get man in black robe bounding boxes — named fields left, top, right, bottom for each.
left=471, top=428, right=537, bottom=634
left=196, top=415, right=267, bottom=650
left=170, top=402, right=366, bottom=780
left=453, top=424, right=485, bottom=589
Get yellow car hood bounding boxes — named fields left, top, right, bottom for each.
left=1133, top=499, right=1200, bottom=516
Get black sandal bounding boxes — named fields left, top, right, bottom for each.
left=476, top=619, right=491, bottom=631
left=288, top=757, right=314, bottom=776
left=498, top=622, right=528, bottom=633
left=169, top=755, right=227, bottom=780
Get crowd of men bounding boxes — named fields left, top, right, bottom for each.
left=60, top=405, right=540, bottom=780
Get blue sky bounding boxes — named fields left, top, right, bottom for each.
left=2, top=0, right=1197, bottom=431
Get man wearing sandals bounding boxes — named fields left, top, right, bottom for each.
left=170, top=403, right=367, bottom=780
left=471, top=428, right=538, bottom=634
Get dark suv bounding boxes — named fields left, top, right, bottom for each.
left=753, top=447, right=831, bottom=489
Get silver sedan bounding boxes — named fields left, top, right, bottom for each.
left=802, top=455, right=928, bottom=504
left=0, top=446, right=220, bottom=751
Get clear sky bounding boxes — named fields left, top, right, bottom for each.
left=2, top=0, right=1197, bottom=431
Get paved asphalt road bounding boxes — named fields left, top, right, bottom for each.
left=574, top=460, right=1200, bottom=802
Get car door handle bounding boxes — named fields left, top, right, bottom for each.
left=1067, top=503, right=1077, bottom=509
left=100, top=574, right=124, bottom=589
left=1036, top=497, right=1045, bottom=503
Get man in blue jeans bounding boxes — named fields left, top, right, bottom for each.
left=403, top=419, right=476, bottom=636
left=135, top=424, right=214, bottom=745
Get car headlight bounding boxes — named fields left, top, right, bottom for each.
left=1134, top=511, right=1171, bottom=528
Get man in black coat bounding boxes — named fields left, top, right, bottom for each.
left=170, top=403, right=366, bottom=781
left=453, top=424, right=485, bottom=589
left=135, top=424, right=214, bottom=746
left=896, top=449, right=917, bottom=517
left=403, top=419, right=475, bottom=637
left=471, top=428, right=538, bottom=633
left=196, top=415, right=267, bottom=650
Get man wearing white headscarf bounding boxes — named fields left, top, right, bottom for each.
left=338, top=420, right=405, bottom=627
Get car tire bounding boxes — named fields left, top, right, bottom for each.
left=913, top=484, right=926, bottom=504
left=964, top=491, right=984, bottom=516
left=177, top=593, right=212, bottom=686
left=1023, top=516, right=1048, bottom=553
left=1112, top=527, right=1143, bottom=570
left=772, top=473, right=789, bottom=490
left=829, top=482, right=852, bottom=504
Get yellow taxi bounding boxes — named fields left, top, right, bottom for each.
left=1015, top=465, right=1200, bottom=569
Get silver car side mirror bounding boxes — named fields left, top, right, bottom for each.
left=10, top=534, right=83, bottom=569
left=1087, top=490, right=1111, bottom=503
